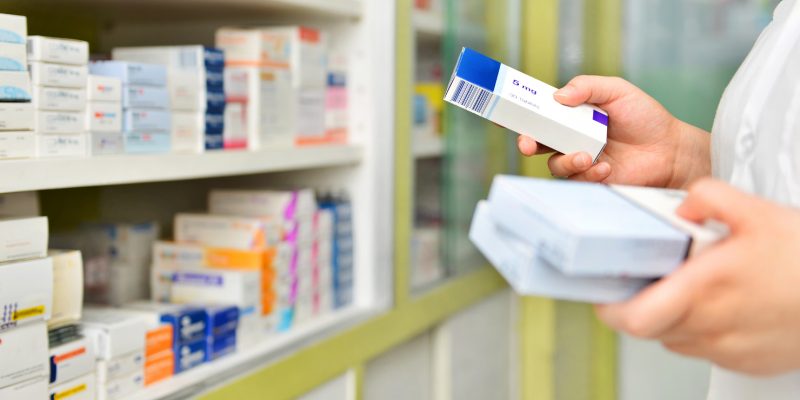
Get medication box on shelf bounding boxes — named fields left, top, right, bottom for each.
left=0, top=102, right=34, bottom=131
left=1, top=377, right=48, bottom=399
left=29, top=62, right=88, bottom=89
left=34, top=110, right=84, bottom=134
left=81, top=308, right=147, bottom=360
left=49, top=373, right=95, bottom=400
left=112, top=45, right=225, bottom=72
left=49, top=336, right=95, bottom=386
left=170, top=268, right=260, bottom=312
left=32, top=86, right=86, bottom=112
left=445, top=47, right=608, bottom=161
left=0, top=216, right=48, bottom=262
left=207, top=329, right=237, bottom=361
left=124, top=131, right=171, bottom=154
left=174, top=339, right=207, bottom=373
left=122, top=85, right=170, bottom=109
left=0, top=321, right=48, bottom=388
left=144, top=350, right=174, bottom=386
left=123, top=109, right=171, bottom=132
left=174, top=213, right=273, bottom=250
left=0, top=13, right=26, bottom=45
left=96, top=350, right=144, bottom=383
left=48, top=250, right=84, bottom=329
left=171, top=111, right=204, bottom=153
left=87, top=75, right=122, bottom=102
left=144, top=324, right=174, bottom=357
left=27, top=36, right=89, bottom=65
left=90, top=132, right=124, bottom=155
left=0, top=70, right=32, bottom=101
left=153, top=241, right=267, bottom=270
left=209, top=189, right=317, bottom=220
left=36, top=134, right=88, bottom=158
left=0, top=131, right=34, bottom=159
left=100, top=370, right=144, bottom=400
left=0, top=42, right=27, bottom=71
left=87, top=102, right=123, bottom=133
left=123, top=301, right=208, bottom=346
left=90, top=61, right=167, bottom=87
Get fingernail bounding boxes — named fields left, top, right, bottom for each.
left=597, top=163, right=611, bottom=175
left=573, top=154, right=590, bottom=169
left=554, top=85, right=574, bottom=99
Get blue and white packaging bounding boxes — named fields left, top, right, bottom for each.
left=123, top=109, right=171, bottom=132
left=112, top=46, right=225, bottom=72
left=30, top=62, right=88, bottom=89
left=205, top=111, right=224, bottom=134
left=124, top=301, right=208, bottom=346
left=124, top=131, right=171, bottom=154
left=32, top=86, right=85, bottom=111
left=174, top=339, right=207, bottom=373
left=123, top=85, right=170, bottom=109
left=90, top=61, right=167, bottom=87
left=0, top=70, right=31, bottom=101
left=0, top=14, right=26, bottom=45
left=207, top=329, right=236, bottom=361
left=204, top=304, right=239, bottom=336
left=471, top=201, right=651, bottom=303
left=445, top=47, right=608, bottom=161
left=0, top=42, right=26, bottom=71
left=26, top=36, right=88, bottom=66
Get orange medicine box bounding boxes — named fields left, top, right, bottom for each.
left=145, top=324, right=173, bottom=358
left=144, top=350, right=174, bottom=386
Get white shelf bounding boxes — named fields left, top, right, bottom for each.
left=129, top=307, right=376, bottom=400
left=413, top=135, right=444, bottom=159
left=0, top=145, right=363, bottom=193
left=62, top=0, right=363, bottom=19
left=414, top=11, right=445, bottom=39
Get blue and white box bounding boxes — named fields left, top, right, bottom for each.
left=206, top=329, right=236, bottom=361
left=124, top=131, right=170, bottom=154
left=122, top=85, right=170, bottom=109
left=0, top=14, right=26, bottom=45
left=205, top=111, right=224, bottom=134
left=0, top=70, right=31, bottom=101
left=0, top=42, right=26, bottom=71
left=90, top=61, right=167, bottom=87
left=123, top=109, right=171, bottom=132
left=204, top=305, right=239, bottom=337
left=445, top=47, right=608, bottom=161
left=112, top=46, right=224, bottom=72
left=174, top=339, right=206, bottom=373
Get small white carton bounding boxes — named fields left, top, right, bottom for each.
left=36, top=134, right=88, bottom=158
left=49, top=373, right=96, bottom=400
left=27, top=36, right=89, bottom=66
left=122, top=85, right=170, bottom=109
left=0, top=70, right=32, bottom=101
left=90, top=132, right=124, bottom=156
left=89, top=61, right=167, bottom=87
left=81, top=307, right=147, bottom=360
left=87, top=102, right=122, bottom=133
left=97, top=371, right=144, bottom=400
left=87, top=75, right=122, bottom=102
left=174, top=213, right=271, bottom=250
left=0, top=13, right=26, bottom=45
left=209, top=189, right=317, bottom=220
left=0, top=131, right=34, bottom=159
left=0, top=321, right=48, bottom=388
left=0, top=42, right=27, bottom=71
left=34, top=110, right=84, bottom=134
left=170, top=268, right=261, bottom=312
left=30, top=62, right=88, bottom=88
left=0, top=102, right=34, bottom=131
left=96, top=350, right=144, bottom=383
left=48, top=250, right=84, bottom=329
left=0, top=216, right=48, bottom=262
left=0, top=377, right=48, bottom=399
left=32, top=86, right=86, bottom=112
left=49, top=336, right=96, bottom=386
left=171, top=111, right=204, bottom=153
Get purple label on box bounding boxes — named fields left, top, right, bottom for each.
left=593, top=110, right=608, bottom=126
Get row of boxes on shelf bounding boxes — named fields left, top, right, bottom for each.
left=0, top=13, right=349, bottom=160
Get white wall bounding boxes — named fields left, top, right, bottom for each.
left=364, top=333, right=434, bottom=400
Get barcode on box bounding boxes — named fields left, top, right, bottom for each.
left=446, top=78, right=494, bottom=115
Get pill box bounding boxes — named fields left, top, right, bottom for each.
left=0, top=131, right=34, bottom=159
left=29, top=62, right=88, bottom=88
left=87, top=74, right=122, bottom=102
left=49, top=336, right=95, bottom=386
left=87, top=101, right=123, bottom=133
left=49, top=373, right=95, bottom=400
left=123, top=131, right=171, bottom=154
left=48, top=250, right=84, bottom=329
left=123, top=109, right=171, bottom=133
left=123, top=85, right=170, bottom=109
left=0, top=70, right=31, bottom=100
left=27, top=36, right=89, bottom=65
left=90, top=131, right=124, bottom=155
left=90, top=61, right=167, bottom=86
left=36, top=134, right=88, bottom=158
left=34, top=110, right=84, bottom=134
left=0, top=42, right=27, bottom=71
left=0, top=102, right=33, bottom=131
left=0, top=13, right=26, bottom=45
left=32, top=86, right=86, bottom=111
left=0, top=321, right=48, bottom=387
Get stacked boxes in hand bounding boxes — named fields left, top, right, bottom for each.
left=0, top=14, right=34, bottom=160
left=0, top=215, right=52, bottom=397
left=86, top=74, right=123, bottom=155
left=319, top=193, right=354, bottom=309
left=112, top=46, right=227, bottom=152
left=215, top=26, right=327, bottom=150
left=89, top=61, right=171, bottom=154
left=28, top=35, right=90, bottom=158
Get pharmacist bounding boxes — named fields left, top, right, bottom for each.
left=518, top=0, right=800, bottom=398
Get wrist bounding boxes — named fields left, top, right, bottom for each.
left=666, top=119, right=711, bottom=189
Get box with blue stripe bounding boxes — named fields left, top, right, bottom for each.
left=445, top=47, right=608, bottom=161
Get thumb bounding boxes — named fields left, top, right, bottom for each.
left=676, top=178, right=755, bottom=232
left=554, top=75, right=633, bottom=107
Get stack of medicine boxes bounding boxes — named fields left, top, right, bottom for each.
left=82, top=306, right=146, bottom=400
left=89, top=61, right=171, bottom=154
left=304, top=208, right=334, bottom=321
left=86, top=74, right=124, bottom=155
left=319, top=194, right=354, bottom=309
left=0, top=13, right=35, bottom=160
left=0, top=216, right=52, bottom=398
left=28, top=35, right=90, bottom=158
left=112, top=46, right=227, bottom=152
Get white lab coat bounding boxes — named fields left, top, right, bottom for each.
left=707, top=0, right=800, bottom=398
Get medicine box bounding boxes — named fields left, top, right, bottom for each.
left=34, top=111, right=84, bottom=134
left=209, top=189, right=317, bottom=221
left=0, top=321, right=48, bottom=388
left=169, top=268, right=260, bottom=311
left=0, top=191, right=40, bottom=217
left=30, top=62, right=88, bottom=89
left=49, top=373, right=96, bottom=400
left=0, top=13, right=26, bottom=45
left=49, top=336, right=95, bottom=386
left=96, top=350, right=144, bottom=383
left=122, top=85, right=170, bottom=109
left=445, top=47, right=608, bottom=161
left=123, top=109, right=171, bottom=133
left=87, top=102, right=123, bottom=133
left=36, top=134, right=88, bottom=158
left=90, top=132, right=124, bottom=156
left=32, top=86, right=85, bottom=112
left=0, top=42, right=27, bottom=71
left=112, top=45, right=225, bottom=72
left=0, top=377, right=48, bottom=399
left=48, top=250, right=84, bottom=329
left=81, top=307, right=147, bottom=360
left=99, top=370, right=144, bottom=400
left=87, top=75, right=122, bottom=102
left=27, top=36, right=89, bottom=65
left=0, top=70, right=32, bottom=101
left=0, top=216, right=48, bottom=262
left=90, top=61, right=167, bottom=87
left=174, top=213, right=271, bottom=250
left=144, top=350, right=174, bottom=386
left=123, top=301, right=208, bottom=346
left=207, top=329, right=237, bottom=361
left=123, top=131, right=171, bottom=154
left=174, top=339, right=207, bottom=373
left=0, top=131, right=34, bottom=159
left=0, top=102, right=34, bottom=131
left=170, top=111, right=204, bottom=153
left=204, top=304, right=240, bottom=336
left=153, top=241, right=266, bottom=270
left=144, top=324, right=173, bottom=358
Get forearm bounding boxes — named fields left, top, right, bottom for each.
left=667, top=120, right=712, bottom=189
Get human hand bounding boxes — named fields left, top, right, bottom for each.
left=596, top=179, right=800, bottom=375
left=517, top=75, right=710, bottom=188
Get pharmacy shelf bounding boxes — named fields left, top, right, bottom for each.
left=129, top=306, right=376, bottom=400
left=0, top=145, right=363, bottom=193
left=414, top=11, right=445, bottom=39
left=413, top=135, right=444, bottom=159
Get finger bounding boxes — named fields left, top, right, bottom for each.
left=676, top=178, right=759, bottom=232
left=554, top=75, right=633, bottom=107
left=547, top=152, right=594, bottom=178
left=517, top=135, right=555, bottom=156
left=568, top=162, right=612, bottom=182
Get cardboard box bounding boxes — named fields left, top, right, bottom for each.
left=48, top=250, right=84, bottom=329
left=0, top=102, right=33, bottom=131
left=445, top=47, right=608, bottom=161
left=174, top=213, right=272, bottom=250
left=32, top=86, right=85, bottom=112
left=81, top=307, right=147, bottom=360
left=122, top=85, right=170, bottom=109
left=123, top=301, right=208, bottom=346
left=0, top=131, right=33, bottom=159
left=98, top=371, right=144, bottom=400
left=49, top=336, right=95, bottom=386
left=0, top=321, right=48, bottom=387
left=36, top=134, right=88, bottom=158
left=87, top=102, right=122, bottom=133
left=174, top=339, right=206, bottom=373
left=89, top=61, right=167, bottom=86
left=169, top=268, right=260, bottom=312
left=113, top=45, right=225, bottom=72
left=0, top=42, right=26, bottom=71
left=90, top=132, right=124, bottom=156
left=0, top=377, right=48, bottom=399
left=209, top=189, right=317, bottom=221
left=207, top=329, right=236, bottom=361
left=124, top=131, right=170, bottom=154
left=29, top=62, right=88, bottom=88
left=0, top=191, right=39, bottom=217
left=34, top=110, right=84, bottom=134
left=152, top=241, right=267, bottom=270
left=0, top=70, right=31, bottom=101
left=144, top=350, right=174, bottom=386
left=220, top=66, right=257, bottom=149
left=0, top=216, right=48, bottom=262
left=96, top=350, right=144, bottom=383
left=87, top=75, right=122, bottom=102
left=0, top=259, right=53, bottom=330
left=49, top=373, right=96, bottom=400
left=27, top=36, right=89, bottom=65
left=0, top=13, right=26, bottom=45
left=144, top=324, right=173, bottom=358
left=171, top=111, right=204, bottom=153
left=123, top=109, right=171, bottom=133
